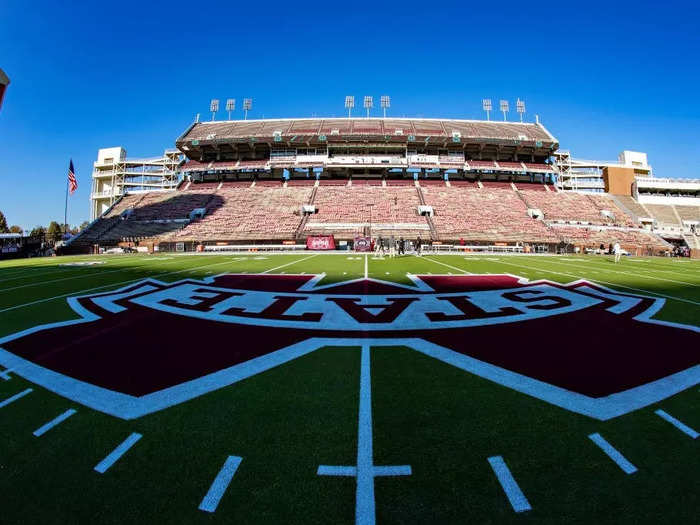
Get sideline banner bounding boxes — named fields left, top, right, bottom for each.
left=306, top=235, right=336, bottom=250
left=354, top=236, right=371, bottom=252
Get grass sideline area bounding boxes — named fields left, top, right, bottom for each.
left=0, top=252, right=698, bottom=524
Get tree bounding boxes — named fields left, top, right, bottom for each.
left=9, top=225, right=22, bottom=234
left=47, top=221, right=62, bottom=242
left=29, top=226, right=46, bottom=237
left=0, top=210, right=8, bottom=233
left=78, top=220, right=90, bottom=232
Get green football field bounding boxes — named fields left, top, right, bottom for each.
left=0, top=252, right=698, bottom=524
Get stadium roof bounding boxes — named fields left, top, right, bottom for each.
left=176, top=117, right=558, bottom=150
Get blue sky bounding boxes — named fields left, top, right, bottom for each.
left=1, top=0, right=698, bottom=230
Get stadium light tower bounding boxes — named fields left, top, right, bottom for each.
left=516, top=98, right=526, bottom=122
left=363, top=96, right=373, bottom=118
left=345, top=96, right=355, bottom=118
left=500, top=100, right=509, bottom=121
left=226, top=98, right=236, bottom=120
left=482, top=99, right=492, bottom=121
left=380, top=95, right=390, bottom=118
left=243, top=98, right=252, bottom=120
left=210, top=99, right=219, bottom=121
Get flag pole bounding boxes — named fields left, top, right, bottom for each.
left=64, top=175, right=69, bottom=236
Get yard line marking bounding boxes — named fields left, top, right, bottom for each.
left=94, top=432, right=142, bottom=474
left=364, top=254, right=368, bottom=279
left=421, top=256, right=472, bottom=275
left=0, top=388, right=33, bottom=408
left=654, top=409, right=699, bottom=438
left=317, top=345, right=411, bottom=525
left=487, top=456, right=531, bottom=513
left=488, top=258, right=700, bottom=306
left=547, top=259, right=700, bottom=287
left=198, top=455, right=243, bottom=513
left=0, top=263, right=159, bottom=293
left=33, top=408, right=77, bottom=437
left=0, top=256, right=245, bottom=314
left=261, top=254, right=319, bottom=274
left=588, top=433, right=637, bottom=474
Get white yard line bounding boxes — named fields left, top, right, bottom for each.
left=261, top=254, right=319, bottom=274
left=0, top=255, right=252, bottom=314
left=421, top=256, right=472, bottom=274
left=364, top=254, right=368, bottom=279
left=488, top=258, right=700, bottom=306
left=549, top=259, right=700, bottom=287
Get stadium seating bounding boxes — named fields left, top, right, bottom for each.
left=420, top=185, right=559, bottom=242
left=676, top=205, right=700, bottom=223
left=519, top=190, right=614, bottom=225
left=167, top=185, right=312, bottom=241
left=645, top=204, right=682, bottom=227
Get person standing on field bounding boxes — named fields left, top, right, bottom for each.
left=613, top=241, right=622, bottom=263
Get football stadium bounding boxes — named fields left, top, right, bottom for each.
left=1, top=3, right=699, bottom=521
left=1, top=108, right=699, bottom=524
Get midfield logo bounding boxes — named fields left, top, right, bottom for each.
left=0, top=273, right=697, bottom=421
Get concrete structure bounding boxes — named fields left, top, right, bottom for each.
left=91, top=147, right=181, bottom=219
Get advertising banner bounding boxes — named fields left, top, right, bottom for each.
left=306, top=235, right=336, bottom=250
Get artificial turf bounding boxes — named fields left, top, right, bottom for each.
left=0, top=252, right=698, bottom=524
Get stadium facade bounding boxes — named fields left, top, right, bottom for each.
left=70, top=115, right=700, bottom=256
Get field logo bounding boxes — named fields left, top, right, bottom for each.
left=0, top=273, right=697, bottom=421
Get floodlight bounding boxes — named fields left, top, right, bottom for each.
left=516, top=98, right=526, bottom=122
left=210, top=99, right=219, bottom=121
left=243, top=98, right=252, bottom=120
left=482, top=98, right=492, bottom=120
left=500, top=100, right=509, bottom=121
left=345, top=95, right=355, bottom=118
left=380, top=95, right=390, bottom=118
left=226, top=98, right=236, bottom=120
left=363, top=96, right=373, bottom=118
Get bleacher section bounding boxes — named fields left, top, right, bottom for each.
left=421, top=185, right=559, bottom=243
left=68, top=180, right=677, bottom=253
left=167, top=184, right=311, bottom=241
left=304, top=183, right=429, bottom=238
left=615, top=195, right=652, bottom=221
left=676, top=206, right=700, bottom=223
left=519, top=190, right=620, bottom=225
left=644, top=204, right=681, bottom=227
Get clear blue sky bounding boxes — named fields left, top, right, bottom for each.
left=1, top=0, right=698, bottom=230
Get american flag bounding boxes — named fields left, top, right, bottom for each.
left=68, top=159, right=78, bottom=194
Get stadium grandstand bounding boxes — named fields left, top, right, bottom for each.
left=65, top=115, right=698, bottom=257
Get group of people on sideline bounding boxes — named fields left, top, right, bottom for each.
left=374, top=236, right=423, bottom=257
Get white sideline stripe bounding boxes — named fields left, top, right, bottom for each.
left=0, top=256, right=249, bottom=314
left=261, top=254, right=319, bottom=274
left=654, top=409, right=699, bottom=439
left=33, top=408, right=77, bottom=437
left=588, top=433, right=637, bottom=474
left=94, top=432, right=142, bottom=474
left=421, top=256, right=472, bottom=274
left=486, top=258, right=700, bottom=306
left=199, top=456, right=243, bottom=513
left=487, top=456, right=531, bottom=513
left=364, top=254, right=368, bottom=279
left=0, top=388, right=33, bottom=408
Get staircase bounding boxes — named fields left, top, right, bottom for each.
left=414, top=184, right=439, bottom=241
left=294, top=185, right=318, bottom=240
